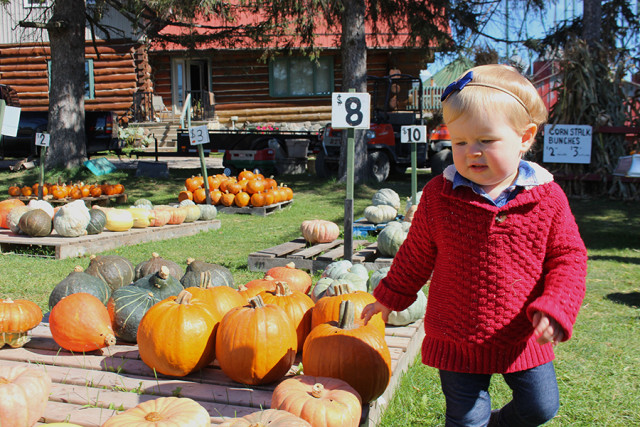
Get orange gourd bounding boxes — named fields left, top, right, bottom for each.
left=49, top=292, right=116, bottom=352
left=102, top=396, right=211, bottom=426
left=266, top=262, right=312, bottom=294
left=0, top=198, right=26, bottom=229
left=0, top=298, right=43, bottom=348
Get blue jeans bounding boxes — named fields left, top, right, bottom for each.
left=439, top=362, right=560, bottom=427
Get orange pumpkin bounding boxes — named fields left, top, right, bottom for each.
left=266, top=262, right=312, bottom=294
left=207, top=175, right=221, bottom=190
left=239, top=275, right=278, bottom=301
left=178, top=190, right=193, bottom=203
left=300, top=219, right=340, bottom=244
left=250, top=191, right=266, bottom=207
left=210, top=189, right=223, bottom=205
left=20, top=185, right=32, bottom=197
left=246, top=177, right=265, bottom=195
left=102, top=396, right=210, bottom=426
left=8, top=185, right=21, bottom=197
left=185, top=176, right=203, bottom=192
left=220, top=191, right=235, bottom=207
left=184, top=282, right=245, bottom=319
left=0, top=298, right=43, bottom=348
left=216, top=296, right=297, bottom=385
left=0, top=366, right=52, bottom=427
left=302, top=300, right=392, bottom=403
left=271, top=376, right=362, bottom=427
left=0, top=198, right=26, bottom=229
left=90, top=185, right=102, bottom=197
left=219, top=409, right=311, bottom=427
left=49, top=292, right=116, bottom=352
left=263, top=190, right=275, bottom=206
left=149, top=209, right=171, bottom=227
left=193, top=188, right=207, bottom=204
left=238, top=169, right=255, bottom=181
left=234, top=191, right=250, bottom=208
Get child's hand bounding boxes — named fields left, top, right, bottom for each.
left=532, top=311, right=564, bottom=345
left=361, top=301, right=392, bottom=324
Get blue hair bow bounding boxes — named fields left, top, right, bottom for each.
left=440, top=71, right=473, bottom=102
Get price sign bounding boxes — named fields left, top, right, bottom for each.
left=189, top=125, right=210, bottom=145
left=543, top=124, right=592, bottom=164
left=331, top=92, right=370, bottom=129
left=35, top=132, right=50, bottom=147
left=400, top=125, right=427, bottom=143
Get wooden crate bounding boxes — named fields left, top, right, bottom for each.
left=218, top=200, right=293, bottom=216
left=248, top=238, right=393, bottom=274
left=0, top=219, right=221, bottom=259
left=7, top=318, right=425, bottom=426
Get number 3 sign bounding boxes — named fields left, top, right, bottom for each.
left=331, top=92, right=370, bottom=129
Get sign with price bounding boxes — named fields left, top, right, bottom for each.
left=331, top=92, right=370, bottom=129
left=400, top=125, right=427, bottom=143
left=543, top=124, right=592, bottom=164
left=35, top=132, right=50, bottom=147
left=189, top=125, right=210, bottom=145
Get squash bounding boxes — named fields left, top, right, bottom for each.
left=180, top=257, right=234, bottom=288
left=311, top=284, right=385, bottom=335
left=271, top=376, right=362, bottom=427
left=6, top=205, right=30, bottom=234
left=0, top=366, right=52, bottom=427
left=183, top=282, right=245, bottom=319
left=105, top=208, right=134, bottom=232
left=132, top=266, right=184, bottom=301
left=181, top=205, right=201, bottom=223
left=0, top=198, right=25, bottom=229
left=371, top=188, right=400, bottom=210
left=198, top=204, right=217, bottom=220
left=216, top=296, right=297, bottom=385
left=377, top=221, right=411, bottom=257
left=133, top=198, right=153, bottom=209
left=149, top=208, right=171, bottom=227
left=53, top=200, right=91, bottom=237
left=266, top=262, right=312, bottom=295
left=363, top=204, right=398, bottom=224
left=300, top=219, right=340, bottom=244
left=155, top=205, right=187, bottom=224
left=108, top=286, right=161, bottom=343
left=219, top=409, right=311, bottom=427
left=135, top=252, right=184, bottom=280
left=404, top=204, right=418, bottom=222
left=86, top=208, right=107, bottom=234
left=102, top=396, right=211, bottom=426
left=127, top=207, right=153, bottom=228
left=18, top=209, right=52, bottom=237
left=49, top=292, right=116, bottom=352
left=303, top=300, right=392, bottom=403
left=85, top=254, right=135, bottom=292
left=49, top=266, right=111, bottom=310
left=238, top=275, right=278, bottom=301
left=27, top=199, right=55, bottom=219
left=138, top=290, right=221, bottom=376
left=368, top=267, right=427, bottom=325
left=0, top=298, right=43, bottom=348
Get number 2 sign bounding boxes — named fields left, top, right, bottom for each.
left=331, top=93, right=370, bottom=129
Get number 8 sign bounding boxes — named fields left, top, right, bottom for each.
left=331, top=92, right=370, bottom=129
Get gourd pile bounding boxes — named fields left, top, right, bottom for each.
left=178, top=170, right=293, bottom=208
left=0, top=197, right=217, bottom=237
left=7, top=181, right=125, bottom=200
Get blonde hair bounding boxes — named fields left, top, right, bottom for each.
left=442, top=64, right=548, bottom=135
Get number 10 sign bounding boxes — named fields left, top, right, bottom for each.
left=331, top=93, right=370, bottom=129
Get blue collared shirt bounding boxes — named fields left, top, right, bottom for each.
left=452, top=160, right=540, bottom=207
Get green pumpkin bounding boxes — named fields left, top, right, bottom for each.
left=181, top=258, right=234, bottom=288
left=377, top=221, right=410, bottom=257
left=198, top=204, right=218, bottom=221
left=363, top=204, right=398, bottom=224
left=49, top=266, right=111, bottom=310
left=131, top=266, right=184, bottom=300
left=7, top=205, right=30, bottom=234
left=85, top=254, right=135, bottom=292
left=109, top=286, right=161, bottom=343
left=134, top=252, right=184, bottom=280
left=133, top=199, right=153, bottom=209
left=86, top=208, right=107, bottom=235
left=371, top=188, right=400, bottom=210
left=321, top=260, right=353, bottom=279
left=18, top=208, right=52, bottom=237
left=369, top=267, right=426, bottom=325
left=311, top=278, right=360, bottom=302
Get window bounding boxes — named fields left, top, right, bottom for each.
left=47, top=59, right=95, bottom=99
left=269, top=56, right=333, bottom=97
left=23, top=0, right=50, bottom=8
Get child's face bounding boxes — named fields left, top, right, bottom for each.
left=448, top=108, right=536, bottom=199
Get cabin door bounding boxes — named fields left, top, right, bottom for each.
left=172, top=59, right=210, bottom=116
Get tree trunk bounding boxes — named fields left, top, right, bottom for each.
left=46, top=0, right=87, bottom=168
left=583, top=0, right=602, bottom=47
left=339, top=0, right=368, bottom=184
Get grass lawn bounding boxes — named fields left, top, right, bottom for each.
left=0, top=163, right=638, bottom=426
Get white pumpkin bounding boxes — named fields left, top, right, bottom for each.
left=27, top=199, right=54, bottom=219
left=363, top=204, right=397, bottom=224
left=371, top=188, right=400, bottom=210
left=53, top=200, right=91, bottom=237
left=377, top=221, right=411, bottom=257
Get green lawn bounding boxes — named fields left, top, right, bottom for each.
left=0, top=164, right=638, bottom=425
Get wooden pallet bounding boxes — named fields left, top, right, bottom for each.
left=13, top=193, right=128, bottom=207
left=7, top=318, right=424, bottom=426
left=218, top=200, right=293, bottom=216
left=248, top=238, right=394, bottom=274
left=0, top=219, right=221, bottom=259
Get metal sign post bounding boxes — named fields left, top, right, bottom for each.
left=401, top=125, right=427, bottom=205
left=35, top=132, right=50, bottom=199
left=189, top=124, right=212, bottom=205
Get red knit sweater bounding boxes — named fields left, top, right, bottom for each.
left=373, top=173, right=588, bottom=374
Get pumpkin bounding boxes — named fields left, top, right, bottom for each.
left=133, top=198, right=153, bottom=209
left=303, top=300, right=392, bottom=403
left=105, top=208, right=134, bottom=232
left=127, top=207, right=153, bottom=228
left=0, top=298, right=42, bottom=348
left=155, top=205, right=187, bottom=225
left=132, top=266, right=184, bottom=301
left=0, top=366, right=52, bottom=426
left=220, top=190, right=235, bottom=207
left=322, top=261, right=369, bottom=283
left=18, top=208, right=52, bottom=237
left=183, top=281, right=245, bottom=319
left=219, top=409, right=311, bottom=427
left=311, top=284, right=385, bottom=335
left=368, top=267, right=427, bottom=326
left=149, top=208, right=171, bottom=227
left=49, top=265, right=111, bottom=310
left=363, top=204, right=398, bottom=224
left=178, top=190, right=194, bottom=203
left=271, top=376, right=362, bottom=427
left=371, top=188, right=401, bottom=210
left=234, top=191, right=251, bottom=208
left=102, top=396, right=211, bottom=426
left=108, top=286, right=161, bottom=343
left=216, top=296, right=297, bottom=385
left=300, top=219, right=340, bottom=244
left=53, top=199, right=91, bottom=237
left=266, top=262, right=312, bottom=295
left=182, top=205, right=201, bottom=222
left=134, top=252, right=184, bottom=281
left=377, top=221, right=411, bottom=257
left=237, top=275, right=278, bottom=301
left=86, top=208, right=107, bottom=234
left=0, top=198, right=26, bottom=229
left=138, top=290, right=220, bottom=376
left=259, top=281, right=314, bottom=353
left=6, top=205, right=30, bottom=234
left=49, top=292, right=116, bottom=352
left=85, top=254, right=135, bottom=292
left=198, top=204, right=217, bottom=220
left=180, top=258, right=234, bottom=288
left=404, top=204, right=418, bottom=223
left=27, top=199, right=55, bottom=219
left=311, top=272, right=368, bottom=302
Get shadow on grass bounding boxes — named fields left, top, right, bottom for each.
left=606, top=291, right=640, bottom=308
left=588, top=255, right=640, bottom=265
